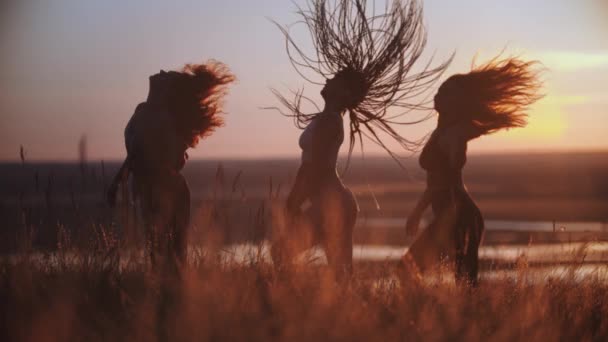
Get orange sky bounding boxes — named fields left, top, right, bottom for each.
left=0, top=0, right=606, bottom=161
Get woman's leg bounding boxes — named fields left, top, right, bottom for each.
left=405, top=201, right=459, bottom=273
left=270, top=204, right=321, bottom=269
left=454, top=195, right=484, bottom=285
left=137, top=171, right=189, bottom=269
left=466, top=207, right=484, bottom=284
left=171, top=173, right=190, bottom=266
left=321, top=187, right=358, bottom=277
left=271, top=164, right=316, bottom=268
left=136, top=175, right=161, bottom=268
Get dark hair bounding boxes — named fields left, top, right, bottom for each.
left=440, top=56, right=544, bottom=135
left=270, top=0, right=453, bottom=162
left=332, top=67, right=369, bottom=109
left=170, top=61, right=235, bottom=147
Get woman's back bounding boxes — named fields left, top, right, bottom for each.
left=124, top=102, right=185, bottom=175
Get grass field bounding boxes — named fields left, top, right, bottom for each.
left=1, top=152, right=607, bottom=340
left=2, top=245, right=608, bottom=341
left=1, top=152, right=607, bottom=249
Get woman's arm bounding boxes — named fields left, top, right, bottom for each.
left=405, top=187, right=432, bottom=236
left=106, top=156, right=132, bottom=207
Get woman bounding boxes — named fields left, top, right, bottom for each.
left=270, top=0, right=452, bottom=275
left=107, top=61, right=235, bottom=266
left=403, top=56, right=543, bottom=284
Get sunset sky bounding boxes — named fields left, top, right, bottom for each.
left=0, top=0, right=606, bottom=161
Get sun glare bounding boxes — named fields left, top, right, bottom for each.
left=495, top=94, right=587, bottom=140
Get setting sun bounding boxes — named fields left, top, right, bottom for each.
left=503, top=94, right=580, bottom=139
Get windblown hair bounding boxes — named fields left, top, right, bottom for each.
left=170, top=61, right=235, bottom=147
left=442, top=56, right=544, bottom=135
left=271, top=0, right=452, bottom=161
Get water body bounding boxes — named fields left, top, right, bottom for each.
left=7, top=242, right=608, bottom=283
left=221, top=242, right=608, bottom=283
left=356, top=218, right=608, bottom=232
left=217, top=242, right=608, bottom=264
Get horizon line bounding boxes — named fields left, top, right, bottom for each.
left=2, top=148, right=607, bottom=164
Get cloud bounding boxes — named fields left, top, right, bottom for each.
left=534, top=51, right=608, bottom=72
left=547, top=94, right=589, bottom=105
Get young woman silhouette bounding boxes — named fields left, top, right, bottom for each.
left=269, top=0, right=451, bottom=275
left=107, top=61, right=234, bottom=267
left=403, top=56, right=543, bottom=284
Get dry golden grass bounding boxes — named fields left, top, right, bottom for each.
left=1, top=154, right=607, bottom=341
left=1, top=244, right=608, bottom=342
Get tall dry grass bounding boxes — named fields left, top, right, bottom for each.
left=1, top=157, right=608, bottom=341
left=1, top=242, right=608, bottom=341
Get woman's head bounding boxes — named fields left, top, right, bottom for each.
left=321, top=68, right=368, bottom=111
left=272, top=0, right=452, bottom=159
left=169, top=61, right=235, bottom=147
left=434, top=56, right=543, bottom=134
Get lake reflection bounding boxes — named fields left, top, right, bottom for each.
left=218, top=241, right=608, bottom=264
left=219, top=242, right=608, bottom=283
left=357, top=218, right=608, bottom=232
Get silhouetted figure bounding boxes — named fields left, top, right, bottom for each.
left=403, top=56, right=543, bottom=285
left=107, top=62, right=235, bottom=268
left=269, top=0, right=451, bottom=277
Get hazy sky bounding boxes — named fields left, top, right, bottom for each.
left=0, top=0, right=606, bottom=161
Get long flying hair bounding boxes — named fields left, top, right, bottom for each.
left=170, top=61, right=235, bottom=147
left=441, top=56, right=544, bottom=135
left=271, top=0, right=453, bottom=162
